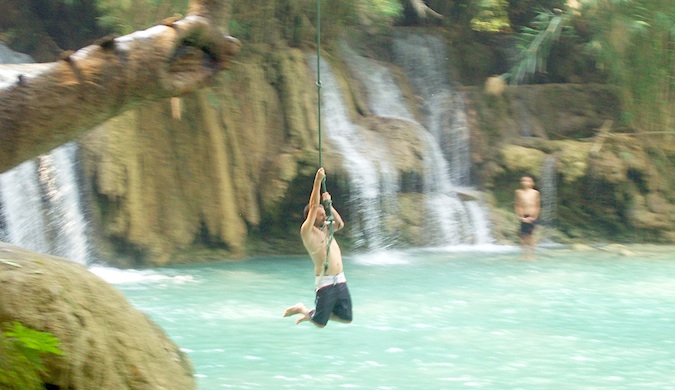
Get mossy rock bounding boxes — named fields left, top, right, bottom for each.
left=0, top=243, right=196, bottom=389
left=0, top=332, right=42, bottom=390
left=553, top=140, right=591, bottom=183
left=500, top=144, right=547, bottom=177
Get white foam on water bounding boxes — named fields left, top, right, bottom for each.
left=351, top=250, right=410, bottom=265
left=429, top=243, right=519, bottom=253
left=89, top=265, right=195, bottom=285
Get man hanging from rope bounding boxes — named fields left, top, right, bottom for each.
left=283, top=167, right=352, bottom=328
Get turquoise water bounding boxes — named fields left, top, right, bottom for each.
left=95, top=246, right=675, bottom=389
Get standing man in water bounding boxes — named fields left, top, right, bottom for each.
left=283, top=167, right=352, bottom=327
left=514, top=174, right=541, bottom=260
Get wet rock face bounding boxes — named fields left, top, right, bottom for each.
left=0, top=243, right=195, bottom=390
left=464, top=83, right=674, bottom=243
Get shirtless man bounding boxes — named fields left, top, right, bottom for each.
left=514, top=175, right=541, bottom=260
left=283, top=167, right=352, bottom=327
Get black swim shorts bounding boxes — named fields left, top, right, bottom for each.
left=520, top=221, right=535, bottom=236
left=310, top=282, right=352, bottom=326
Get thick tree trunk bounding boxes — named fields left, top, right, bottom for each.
left=0, top=0, right=240, bottom=173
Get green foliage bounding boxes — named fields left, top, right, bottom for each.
left=93, top=0, right=188, bottom=34
left=324, top=0, right=404, bottom=31
left=364, top=0, right=404, bottom=22
left=318, top=0, right=403, bottom=34
left=228, top=0, right=402, bottom=45
left=505, top=0, right=566, bottom=27
left=80, top=0, right=672, bottom=134
left=506, top=8, right=574, bottom=84
left=3, top=322, right=64, bottom=372
left=580, top=0, right=674, bottom=132
left=471, top=0, right=511, bottom=32
left=0, top=332, right=42, bottom=390
left=505, top=0, right=673, bottom=133
left=228, top=18, right=253, bottom=41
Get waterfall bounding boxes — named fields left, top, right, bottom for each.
left=0, top=198, right=5, bottom=242
left=0, top=44, right=92, bottom=264
left=38, top=143, right=91, bottom=263
left=391, top=34, right=471, bottom=186
left=342, top=38, right=492, bottom=245
left=516, top=98, right=534, bottom=137
left=0, top=42, right=32, bottom=63
left=0, top=160, right=51, bottom=253
left=539, top=155, right=558, bottom=227
left=310, top=56, right=399, bottom=250
left=0, top=143, right=91, bottom=264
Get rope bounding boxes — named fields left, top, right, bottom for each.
left=316, top=0, right=335, bottom=278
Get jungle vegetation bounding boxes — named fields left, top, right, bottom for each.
left=1, top=0, right=672, bottom=135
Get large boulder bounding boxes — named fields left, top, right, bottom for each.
left=0, top=243, right=194, bottom=389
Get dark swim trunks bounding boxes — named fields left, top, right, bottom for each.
left=520, top=221, right=535, bottom=236
left=310, top=281, right=352, bottom=326
left=519, top=214, right=536, bottom=236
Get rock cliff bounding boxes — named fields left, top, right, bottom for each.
left=464, top=83, right=675, bottom=243
left=79, top=37, right=674, bottom=266
left=0, top=242, right=195, bottom=389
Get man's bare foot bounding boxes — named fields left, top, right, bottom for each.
left=283, top=302, right=307, bottom=317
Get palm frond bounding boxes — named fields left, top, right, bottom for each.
left=506, top=9, right=570, bottom=85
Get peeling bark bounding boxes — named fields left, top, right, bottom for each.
left=0, top=0, right=240, bottom=173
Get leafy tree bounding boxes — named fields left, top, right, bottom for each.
left=46, top=0, right=672, bottom=134
left=579, top=0, right=674, bottom=132
left=506, top=0, right=673, bottom=132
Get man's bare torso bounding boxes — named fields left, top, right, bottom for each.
left=515, top=188, right=540, bottom=217
left=303, top=225, right=343, bottom=276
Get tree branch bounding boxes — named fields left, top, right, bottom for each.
left=409, top=0, right=444, bottom=20
left=0, top=0, right=240, bottom=173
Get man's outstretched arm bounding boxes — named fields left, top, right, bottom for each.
left=300, top=168, right=326, bottom=237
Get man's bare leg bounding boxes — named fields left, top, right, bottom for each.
left=521, top=235, right=535, bottom=260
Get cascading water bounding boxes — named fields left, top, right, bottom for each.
left=0, top=44, right=91, bottom=264
left=309, top=56, right=399, bottom=250
left=342, top=38, right=492, bottom=245
left=0, top=201, right=5, bottom=242
left=391, top=34, right=471, bottom=186
left=516, top=98, right=534, bottom=137
left=37, top=143, right=91, bottom=264
left=0, top=42, right=32, bottom=64
left=0, top=143, right=91, bottom=264
left=0, top=160, right=51, bottom=253
left=539, top=155, right=558, bottom=227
